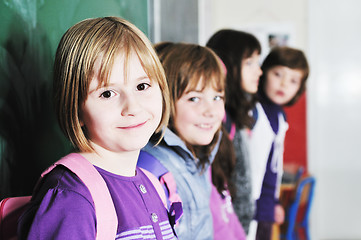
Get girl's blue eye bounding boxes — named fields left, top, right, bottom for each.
left=189, top=97, right=199, bottom=102
left=214, top=95, right=224, bottom=101
left=137, top=83, right=150, bottom=91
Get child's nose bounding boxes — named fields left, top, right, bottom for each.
left=202, top=100, right=215, bottom=117
left=257, top=65, right=263, bottom=76
left=280, top=78, right=287, bottom=87
left=121, top=93, right=141, bottom=116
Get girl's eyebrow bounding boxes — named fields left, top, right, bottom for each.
left=136, top=75, right=150, bottom=81
left=184, top=89, right=202, bottom=94
left=87, top=85, right=108, bottom=95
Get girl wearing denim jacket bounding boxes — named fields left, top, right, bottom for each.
left=139, top=42, right=236, bottom=239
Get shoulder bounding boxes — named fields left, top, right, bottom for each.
left=20, top=166, right=96, bottom=239
left=142, top=142, right=171, bottom=165
left=251, top=102, right=262, bottom=123
left=43, top=165, right=92, bottom=200
left=138, top=150, right=169, bottom=179
left=142, top=141, right=186, bottom=168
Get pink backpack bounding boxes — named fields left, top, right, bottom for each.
left=0, top=153, right=166, bottom=240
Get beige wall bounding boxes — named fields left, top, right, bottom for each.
left=202, top=0, right=308, bottom=53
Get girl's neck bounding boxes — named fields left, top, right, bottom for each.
left=80, top=147, right=139, bottom=177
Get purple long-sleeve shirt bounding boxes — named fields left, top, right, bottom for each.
left=18, top=158, right=176, bottom=239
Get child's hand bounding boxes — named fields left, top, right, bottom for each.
left=274, top=204, right=285, bottom=224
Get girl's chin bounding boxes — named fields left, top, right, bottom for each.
left=194, top=137, right=214, bottom=146
left=269, top=96, right=287, bottom=105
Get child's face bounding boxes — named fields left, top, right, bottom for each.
left=80, top=52, right=163, bottom=153
left=173, top=80, right=225, bottom=146
left=264, top=66, right=303, bottom=105
left=241, top=51, right=262, bottom=94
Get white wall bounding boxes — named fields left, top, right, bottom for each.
left=207, top=0, right=361, bottom=239
left=308, top=0, right=361, bottom=239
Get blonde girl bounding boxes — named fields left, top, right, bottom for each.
left=18, top=17, right=176, bottom=239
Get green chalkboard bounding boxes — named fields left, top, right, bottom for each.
left=0, top=0, right=149, bottom=198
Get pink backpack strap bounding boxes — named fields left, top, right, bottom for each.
left=160, top=172, right=183, bottom=223
left=160, top=172, right=181, bottom=204
left=42, top=153, right=117, bottom=240
left=140, top=168, right=167, bottom=209
left=229, top=123, right=236, bottom=140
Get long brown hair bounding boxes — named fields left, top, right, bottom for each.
left=212, top=126, right=236, bottom=197
left=156, top=42, right=226, bottom=171
left=207, top=29, right=261, bottom=129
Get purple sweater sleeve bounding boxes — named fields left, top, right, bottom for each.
left=27, top=185, right=97, bottom=239
left=18, top=166, right=97, bottom=240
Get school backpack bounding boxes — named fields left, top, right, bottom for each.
left=137, top=150, right=183, bottom=226
left=0, top=153, right=167, bottom=240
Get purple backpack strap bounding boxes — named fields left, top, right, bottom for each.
left=41, top=153, right=117, bottom=240
left=138, top=151, right=169, bottom=178
left=138, top=151, right=183, bottom=224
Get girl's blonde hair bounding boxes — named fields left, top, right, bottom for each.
left=54, top=17, right=170, bottom=152
left=155, top=42, right=226, bottom=170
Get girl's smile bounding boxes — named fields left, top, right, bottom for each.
left=81, top=52, right=163, bottom=155
left=195, top=122, right=217, bottom=130
left=118, top=120, right=148, bottom=129
left=174, top=80, right=225, bottom=146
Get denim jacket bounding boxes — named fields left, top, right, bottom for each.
left=141, top=128, right=220, bottom=240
